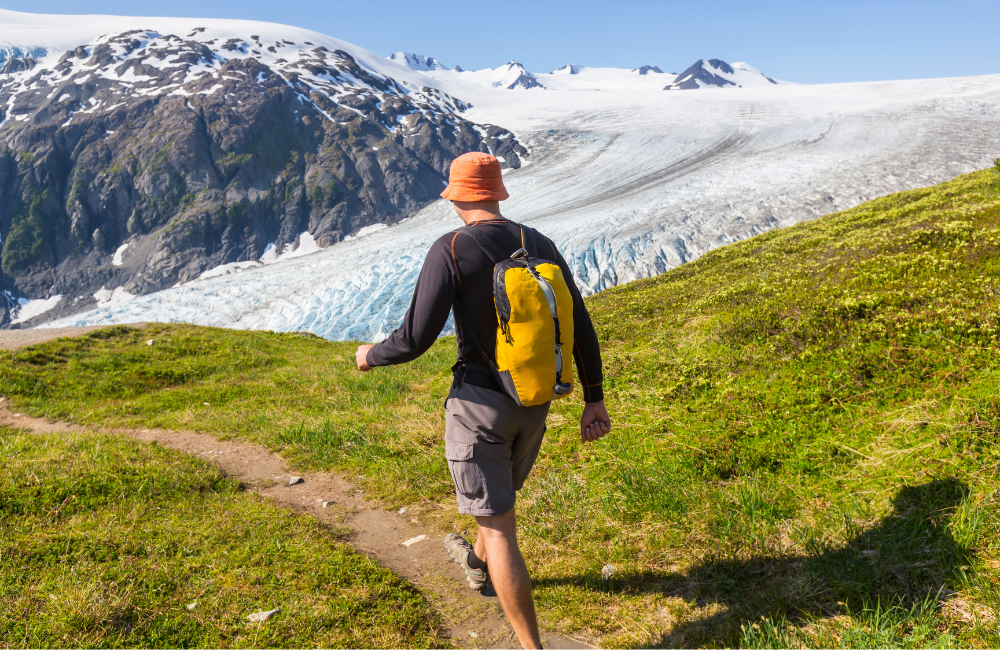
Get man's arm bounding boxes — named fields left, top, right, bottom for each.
left=545, top=237, right=611, bottom=443
left=355, top=238, right=457, bottom=371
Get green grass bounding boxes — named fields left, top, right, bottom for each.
left=0, top=427, right=445, bottom=648
left=3, top=167, right=1000, bottom=646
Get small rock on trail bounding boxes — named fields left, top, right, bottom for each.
left=288, top=476, right=303, bottom=485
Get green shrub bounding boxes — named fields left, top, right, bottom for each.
left=2, top=187, right=57, bottom=273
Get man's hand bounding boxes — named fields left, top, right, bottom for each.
left=355, top=344, right=374, bottom=372
left=580, top=400, right=611, bottom=443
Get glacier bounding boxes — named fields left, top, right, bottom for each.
left=44, top=70, right=1000, bottom=340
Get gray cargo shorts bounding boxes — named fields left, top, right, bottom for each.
left=444, top=382, right=550, bottom=516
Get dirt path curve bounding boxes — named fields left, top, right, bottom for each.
left=0, top=327, right=594, bottom=649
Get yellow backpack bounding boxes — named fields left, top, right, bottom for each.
left=459, top=224, right=575, bottom=407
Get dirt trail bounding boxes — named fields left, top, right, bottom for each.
left=0, top=323, right=147, bottom=350
left=0, top=327, right=594, bottom=649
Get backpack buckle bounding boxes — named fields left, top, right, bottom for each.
left=510, top=248, right=529, bottom=259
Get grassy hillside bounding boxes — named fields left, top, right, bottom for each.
left=0, top=428, right=445, bottom=648
left=3, top=167, right=1000, bottom=647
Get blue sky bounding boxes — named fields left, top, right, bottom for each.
left=4, top=0, right=999, bottom=84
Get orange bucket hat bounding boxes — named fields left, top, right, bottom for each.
left=440, top=152, right=509, bottom=201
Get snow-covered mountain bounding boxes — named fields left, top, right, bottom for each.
left=0, top=10, right=527, bottom=324
left=664, top=59, right=780, bottom=90
left=387, top=52, right=449, bottom=71
left=385, top=53, right=782, bottom=92
left=410, top=60, right=546, bottom=90
left=633, top=65, right=666, bottom=75
left=3, top=10, right=1000, bottom=337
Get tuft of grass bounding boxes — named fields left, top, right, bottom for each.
left=738, top=596, right=959, bottom=649
left=0, top=427, right=446, bottom=648
left=3, top=167, right=1000, bottom=645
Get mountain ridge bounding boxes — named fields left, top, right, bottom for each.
left=3, top=11, right=1000, bottom=333
left=386, top=52, right=786, bottom=90
left=0, top=10, right=529, bottom=325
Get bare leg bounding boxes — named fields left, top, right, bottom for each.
left=475, top=508, right=542, bottom=649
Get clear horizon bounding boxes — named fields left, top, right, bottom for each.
left=1, top=0, right=998, bottom=85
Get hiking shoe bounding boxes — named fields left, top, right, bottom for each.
left=444, top=533, right=487, bottom=590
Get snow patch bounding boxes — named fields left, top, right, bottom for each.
left=93, top=286, right=135, bottom=306
left=112, top=242, right=128, bottom=266
left=12, top=295, right=62, bottom=324
left=260, top=242, right=279, bottom=264
left=276, top=231, right=322, bottom=261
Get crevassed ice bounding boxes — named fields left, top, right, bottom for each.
left=42, top=75, right=1000, bottom=342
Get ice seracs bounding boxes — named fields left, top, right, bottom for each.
left=44, top=71, right=1000, bottom=340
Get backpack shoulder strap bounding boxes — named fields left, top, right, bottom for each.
left=457, top=225, right=506, bottom=264
left=520, top=225, right=546, bottom=260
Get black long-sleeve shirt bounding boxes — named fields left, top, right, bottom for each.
left=367, top=218, right=604, bottom=403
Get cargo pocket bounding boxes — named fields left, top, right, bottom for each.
left=445, top=444, right=483, bottom=499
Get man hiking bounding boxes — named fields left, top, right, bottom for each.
left=355, top=152, right=611, bottom=649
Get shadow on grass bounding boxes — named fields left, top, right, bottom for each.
left=536, top=478, right=973, bottom=646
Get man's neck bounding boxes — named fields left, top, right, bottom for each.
left=462, top=210, right=505, bottom=224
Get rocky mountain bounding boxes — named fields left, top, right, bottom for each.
left=552, top=64, right=582, bottom=75
left=632, top=65, right=666, bottom=75
left=0, top=9, right=789, bottom=328
left=664, top=59, right=779, bottom=90
left=387, top=52, right=449, bottom=72
left=388, top=53, right=544, bottom=89
left=0, top=12, right=528, bottom=325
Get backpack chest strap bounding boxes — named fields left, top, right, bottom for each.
left=457, top=223, right=537, bottom=262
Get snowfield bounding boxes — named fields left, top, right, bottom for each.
left=6, top=10, right=999, bottom=339
left=45, top=73, right=1000, bottom=339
